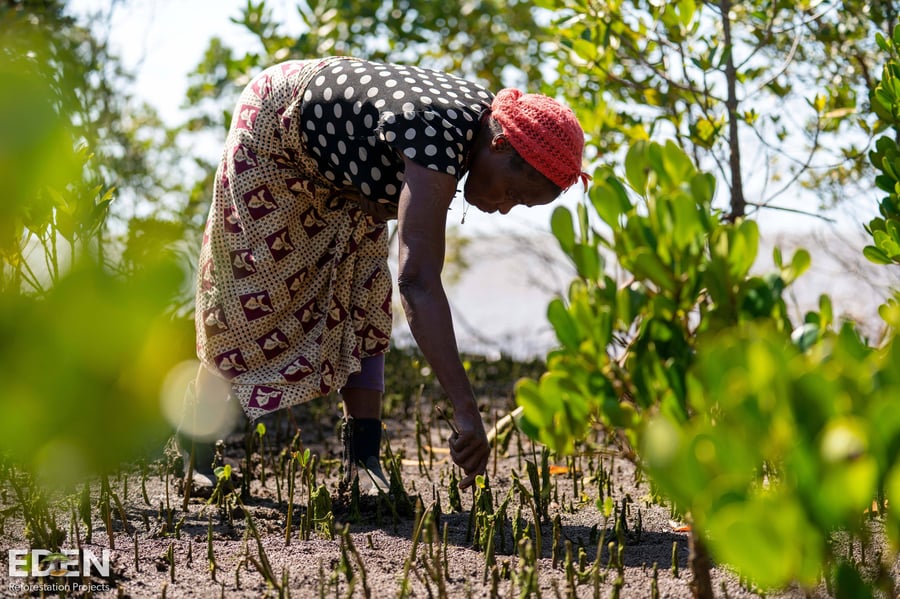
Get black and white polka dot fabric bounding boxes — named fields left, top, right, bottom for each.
left=299, top=58, right=493, bottom=210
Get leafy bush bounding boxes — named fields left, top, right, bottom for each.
left=517, top=138, right=900, bottom=592
left=0, top=21, right=194, bottom=483
left=517, top=139, right=809, bottom=455
left=866, top=25, right=900, bottom=266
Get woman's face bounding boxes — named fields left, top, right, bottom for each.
left=464, top=135, right=559, bottom=215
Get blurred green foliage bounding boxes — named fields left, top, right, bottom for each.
left=517, top=137, right=900, bottom=592
left=517, top=5, right=900, bottom=592
left=0, top=2, right=195, bottom=483
left=0, top=259, right=191, bottom=480
left=647, top=321, right=900, bottom=590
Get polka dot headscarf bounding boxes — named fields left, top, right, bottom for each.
left=490, top=89, right=587, bottom=190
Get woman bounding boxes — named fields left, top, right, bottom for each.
left=192, top=56, right=586, bottom=493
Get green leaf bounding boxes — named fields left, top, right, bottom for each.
left=578, top=200, right=592, bottom=242
left=887, top=218, right=900, bottom=247
left=737, top=220, right=760, bottom=275
left=716, top=220, right=758, bottom=279
left=783, top=248, right=811, bottom=283
left=624, top=141, right=650, bottom=192
left=661, top=139, right=694, bottom=185
left=616, top=283, right=647, bottom=326
left=515, top=379, right=553, bottom=428
left=551, top=206, right=576, bottom=256
left=863, top=245, right=893, bottom=264
left=602, top=496, right=614, bottom=518
left=590, top=179, right=632, bottom=227
left=547, top=298, right=579, bottom=350
left=572, top=243, right=601, bottom=281
left=572, top=38, right=599, bottom=62
left=647, top=142, right=665, bottom=184
left=791, top=323, right=819, bottom=352
left=818, top=295, right=833, bottom=329
left=670, top=191, right=702, bottom=247
left=690, top=172, right=715, bottom=206
left=215, top=464, right=233, bottom=481
left=739, top=276, right=778, bottom=317
left=630, top=247, right=677, bottom=293
left=676, top=0, right=696, bottom=27
left=706, top=495, right=824, bottom=589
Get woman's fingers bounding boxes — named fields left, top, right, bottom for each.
left=449, top=429, right=489, bottom=489
left=457, top=452, right=489, bottom=490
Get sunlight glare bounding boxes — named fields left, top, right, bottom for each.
left=160, top=360, right=238, bottom=441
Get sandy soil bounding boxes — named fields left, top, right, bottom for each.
left=0, top=390, right=875, bottom=599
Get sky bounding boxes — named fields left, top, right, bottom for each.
left=70, top=0, right=252, bottom=123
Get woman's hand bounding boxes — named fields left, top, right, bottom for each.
left=449, top=412, right=490, bottom=490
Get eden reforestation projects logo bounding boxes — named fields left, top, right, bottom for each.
left=7, top=548, right=112, bottom=594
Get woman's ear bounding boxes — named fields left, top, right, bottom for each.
left=491, top=133, right=513, bottom=153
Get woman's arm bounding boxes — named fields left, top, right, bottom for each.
left=396, top=158, right=489, bottom=489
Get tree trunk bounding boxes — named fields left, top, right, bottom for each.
left=720, top=0, right=746, bottom=221
left=689, top=527, right=714, bottom=599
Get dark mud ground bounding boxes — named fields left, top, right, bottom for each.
left=0, top=387, right=895, bottom=599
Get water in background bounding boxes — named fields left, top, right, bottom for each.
left=391, top=227, right=899, bottom=359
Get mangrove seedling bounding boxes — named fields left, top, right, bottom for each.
left=382, top=431, right=415, bottom=517
left=242, top=504, right=282, bottom=593
left=256, top=422, right=268, bottom=486
left=516, top=538, right=539, bottom=598
left=79, top=481, right=92, bottom=544
left=398, top=499, right=436, bottom=599
left=552, top=514, right=562, bottom=568
left=139, top=459, right=151, bottom=506
left=99, top=478, right=116, bottom=549
left=512, top=472, right=543, bottom=559
left=285, top=450, right=300, bottom=545
left=415, top=403, right=430, bottom=477
left=133, top=531, right=140, bottom=573
left=651, top=562, right=660, bottom=599
left=564, top=540, right=576, bottom=596
left=208, top=464, right=236, bottom=517
left=306, top=483, right=334, bottom=540
left=672, top=541, right=679, bottom=578
left=207, top=515, right=217, bottom=582
left=166, top=541, right=175, bottom=584
left=469, top=474, right=493, bottom=550
left=448, top=468, right=463, bottom=512
left=338, top=523, right=371, bottom=599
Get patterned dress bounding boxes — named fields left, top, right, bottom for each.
left=195, top=57, right=493, bottom=420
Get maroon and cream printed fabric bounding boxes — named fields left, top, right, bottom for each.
left=195, top=58, right=392, bottom=421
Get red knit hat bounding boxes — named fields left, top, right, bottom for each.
left=491, top=88, right=587, bottom=190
